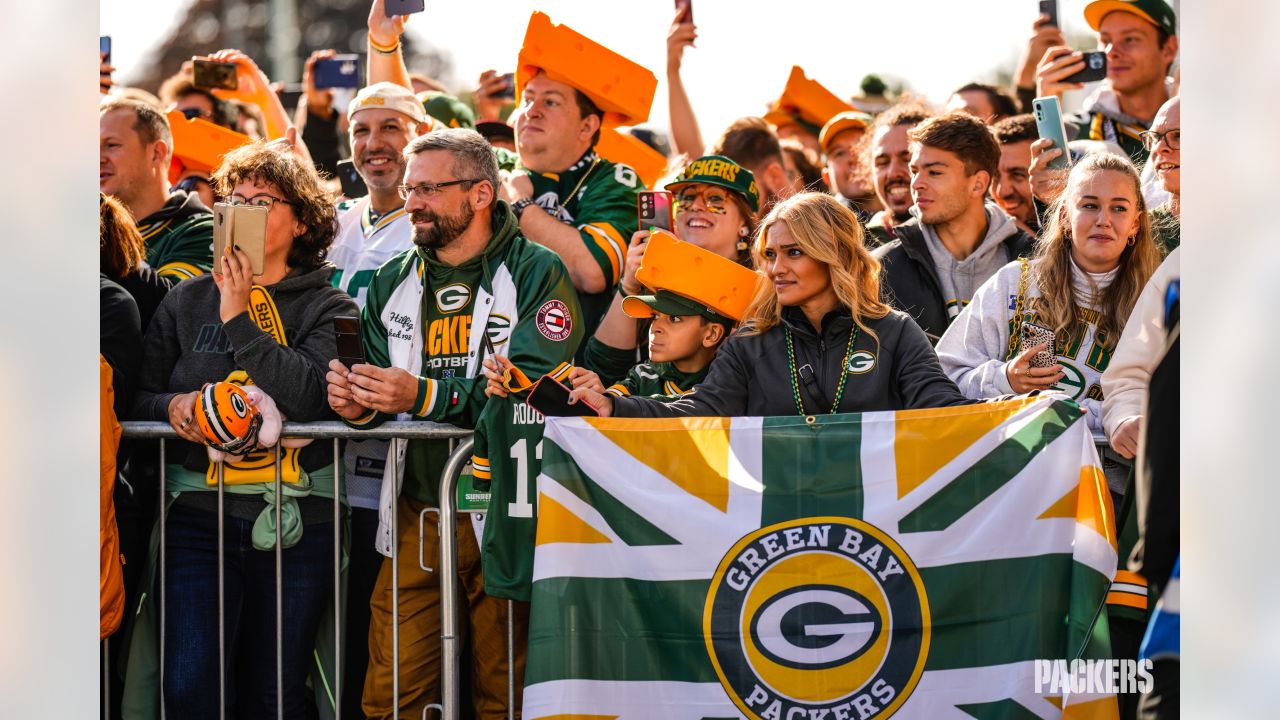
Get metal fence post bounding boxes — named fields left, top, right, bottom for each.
left=274, top=445, right=284, bottom=720
left=437, top=437, right=475, bottom=720
left=159, top=439, right=167, bottom=720
left=217, top=460, right=227, bottom=720
left=333, top=438, right=343, bottom=720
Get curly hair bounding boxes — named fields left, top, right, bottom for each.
left=211, top=142, right=338, bottom=271
left=1033, top=153, right=1161, bottom=350
left=741, top=192, right=891, bottom=341
left=100, top=193, right=145, bottom=279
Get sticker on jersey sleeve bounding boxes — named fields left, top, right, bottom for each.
left=535, top=299, right=573, bottom=341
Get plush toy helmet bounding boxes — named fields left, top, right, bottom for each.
left=195, top=382, right=263, bottom=454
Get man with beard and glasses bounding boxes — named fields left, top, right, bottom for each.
left=864, top=102, right=933, bottom=247
left=321, top=79, right=430, bottom=720
left=327, top=128, right=581, bottom=719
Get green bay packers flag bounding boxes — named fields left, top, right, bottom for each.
left=524, top=397, right=1120, bottom=719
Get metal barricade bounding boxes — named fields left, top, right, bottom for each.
left=117, top=421, right=472, bottom=720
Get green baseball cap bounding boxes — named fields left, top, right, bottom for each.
left=622, top=289, right=735, bottom=327
left=417, top=91, right=476, bottom=130
left=665, top=155, right=760, bottom=214
left=1084, top=0, right=1177, bottom=35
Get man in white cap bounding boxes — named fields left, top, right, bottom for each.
left=324, top=79, right=430, bottom=720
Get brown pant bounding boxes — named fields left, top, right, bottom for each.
left=362, top=496, right=529, bottom=719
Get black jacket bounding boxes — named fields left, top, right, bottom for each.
left=612, top=306, right=971, bottom=418
left=872, top=218, right=1035, bottom=343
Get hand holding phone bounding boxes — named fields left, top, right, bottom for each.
left=1061, top=51, right=1107, bottom=84
left=1038, top=0, right=1058, bottom=28
left=313, top=55, right=362, bottom=89
left=1032, top=96, right=1071, bottom=171
left=213, top=203, right=269, bottom=275
left=333, top=316, right=366, bottom=369
left=638, top=191, right=674, bottom=233
left=100, top=36, right=112, bottom=63
left=1019, top=322, right=1057, bottom=369
left=675, top=0, right=694, bottom=24
left=193, top=58, right=239, bottom=91
left=494, top=73, right=516, bottom=101
left=336, top=160, right=368, bottom=199
left=527, top=376, right=600, bottom=417
left=384, top=0, right=426, bottom=16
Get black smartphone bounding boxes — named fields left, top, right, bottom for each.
left=527, top=376, right=599, bottom=418
left=192, top=59, right=239, bottom=91
left=100, top=36, right=112, bottom=63
left=1038, top=0, right=1058, bottom=28
left=494, top=72, right=516, bottom=101
left=334, top=316, right=366, bottom=369
left=314, top=55, right=363, bottom=89
left=336, top=160, right=368, bottom=199
left=638, top=191, right=674, bottom=233
left=1063, top=51, right=1108, bottom=84
left=385, top=0, right=426, bottom=16
left=276, top=82, right=304, bottom=111
left=675, top=0, right=694, bottom=24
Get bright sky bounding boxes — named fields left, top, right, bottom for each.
left=101, top=0, right=1096, bottom=140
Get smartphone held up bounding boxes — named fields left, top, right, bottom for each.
left=1032, top=96, right=1072, bottom=171
left=638, top=191, right=674, bottom=233
left=192, top=58, right=239, bottom=91
left=213, top=203, right=269, bottom=275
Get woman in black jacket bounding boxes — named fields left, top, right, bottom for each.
left=571, top=192, right=971, bottom=418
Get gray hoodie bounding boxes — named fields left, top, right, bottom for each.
left=917, top=202, right=1022, bottom=321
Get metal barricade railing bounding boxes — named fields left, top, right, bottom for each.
left=115, top=421, right=473, bottom=720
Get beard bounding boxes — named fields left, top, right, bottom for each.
left=411, top=201, right=475, bottom=251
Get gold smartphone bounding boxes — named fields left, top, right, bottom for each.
left=213, top=203, right=269, bottom=275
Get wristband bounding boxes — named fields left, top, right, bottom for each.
left=368, top=35, right=401, bottom=55
left=511, top=197, right=534, bottom=219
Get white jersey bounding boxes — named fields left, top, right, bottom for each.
left=329, top=195, right=414, bottom=509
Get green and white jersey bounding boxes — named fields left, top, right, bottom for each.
left=137, top=191, right=214, bottom=282
left=328, top=195, right=413, bottom=510
left=605, top=361, right=708, bottom=401
left=470, top=361, right=574, bottom=601
left=348, top=202, right=583, bottom=512
left=526, top=150, right=645, bottom=339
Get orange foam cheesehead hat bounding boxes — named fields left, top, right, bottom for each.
left=594, top=128, right=668, bottom=189
left=166, top=109, right=252, bottom=185
left=762, top=66, right=856, bottom=137
left=515, top=12, right=657, bottom=128
left=633, top=229, right=767, bottom=322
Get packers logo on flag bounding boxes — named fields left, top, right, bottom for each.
left=704, top=517, right=930, bottom=719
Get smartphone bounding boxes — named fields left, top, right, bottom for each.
left=1062, top=51, right=1108, bottom=84
left=638, top=191, right=674, bottom=233
left=384, top=0, right=426, bottom=16
left=1019, top=322, right=1057, bottom=369
left=1038, top=0, right=1058, bottom=28
left=527, top=376, right=599, bottom=418
left=675, top=0, right=694, bottom=24
left=333, top=316, right=366, bottom=369
left=275, top=82, right=304, bottom=111
left=192, top=59, right=239, bottom=91
left=213, top=203, right=269, bottom=275
left=494, top=72, right=516, bottom=101
left=314, top=55, right=362, bottom=89
left=336, top=159, right=368, bottom=199
left=1032, top=96, right=1071, bottom=171
left=100, top=36, right=111, bottom=63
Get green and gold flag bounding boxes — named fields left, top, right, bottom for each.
left=524, top=397, right=1120, bottom=719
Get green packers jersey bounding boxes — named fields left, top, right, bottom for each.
left=346, top=202, right=583, bottom=505
left=604, top=361, right=708, bottom=401
left=470, top=362, right=574, bottom=601
left=137, top=191, right=214, bottom=282
left=525, top=150, right=645, bottom=340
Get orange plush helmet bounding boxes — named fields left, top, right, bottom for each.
left=195, top=382, right=262, bottom=454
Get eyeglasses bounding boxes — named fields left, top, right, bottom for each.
left=1139, top=129, right=1180, bottom=152
left=179, top=107, right=211, bottom=121
left=173, top=175, right=211, bottom=194
left=674, top=187, right=731, bottom=214
left=397, top=179, right=480, bottom=200
left=229, top=193, right=293, bottom=209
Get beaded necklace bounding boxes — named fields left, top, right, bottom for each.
left=784, top=323, right=859, bottom=417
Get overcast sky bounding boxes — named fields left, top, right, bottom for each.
left=102, top=0, right=1098, bottom=140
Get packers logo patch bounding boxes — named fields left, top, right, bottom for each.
left=846, top=351, right=877, bottom=374
left=535, top=300, right=572, bottom=341
left=705, top=517, right=929, bottom=720
left=435, top=283, right=472, bottom=313
left=486, top=314, right=513, bottom=347
left=1051, top=361, right=1086, bottom=400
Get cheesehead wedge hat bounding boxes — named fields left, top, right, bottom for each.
left=632, top=229, right=767, bottom=322
left=515, top=12, right=657, bottom=127
left=595, top=128, right=669, bottom=189
left=1084, top=0, right=1177, bottom=35
left=762, top=66, right=855, bottom=137
left=665, top=155, right=759, bottom=214
left=622, top=289, right=735, bottom=327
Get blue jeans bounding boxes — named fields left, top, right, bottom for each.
left=163, top=502, right=336, bottom=720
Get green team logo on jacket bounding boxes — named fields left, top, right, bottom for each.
left=435, top=283, right=472, bottom=313
left=705, top=517, right=930, bottom=720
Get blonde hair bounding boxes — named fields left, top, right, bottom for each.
left=740, top=192, right=891, bottom=339
left=1034, top=153, right=1160, bottom=350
